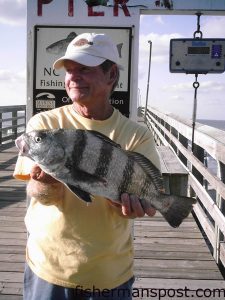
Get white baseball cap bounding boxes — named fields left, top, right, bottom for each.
left=53, top=32, right=123, bottom=70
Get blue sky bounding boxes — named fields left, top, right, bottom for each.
left=1, top=0, right=225, bottom=120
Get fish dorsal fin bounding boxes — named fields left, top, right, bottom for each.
left=127, top=151, right=165, bottom=193
left=67, top=32, right=77, bottom=39
left=88, top=130, right=121, bottom=149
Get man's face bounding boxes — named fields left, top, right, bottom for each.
left=64, top=60, right=111, bottom=106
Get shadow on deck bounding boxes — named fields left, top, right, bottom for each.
left=0, top=145, right=224, bottom=299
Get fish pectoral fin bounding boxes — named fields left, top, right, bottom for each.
left=66, top=184, right=92, bottom=203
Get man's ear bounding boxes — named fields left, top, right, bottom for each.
left=108, top=64, right=118, bottom=85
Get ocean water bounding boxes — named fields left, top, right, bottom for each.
left=196, top=119, right=225, bottom=177
left=197, top=119, right=225, bottom=131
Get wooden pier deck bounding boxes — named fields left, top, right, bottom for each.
left=0, top=144, right=224, bottom=299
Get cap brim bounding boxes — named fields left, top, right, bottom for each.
left=53, top=53, right=106, bottom=69
left=53, top=52, right=124, bottom=71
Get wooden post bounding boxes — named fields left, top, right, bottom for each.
left=190, top=143, right=204, bottom=200
left=171, top=127, right=178, bottom=154
left=214, top=161, right=225, bottom=266
left=165, top=122, right=170, bottom=144
left=12, top=110, right=18, bottom=139
left=178, top=133, right=188, bottom=166
left=0, top=112, right=2, bottom=144
left=192, top=143, right=204, bottom=184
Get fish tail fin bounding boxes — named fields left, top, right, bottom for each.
left=160, top=195, right=196, bottom=228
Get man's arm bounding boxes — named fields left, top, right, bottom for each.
left=29, top=165, right=156, bottom=217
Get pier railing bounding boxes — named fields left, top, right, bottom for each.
left=0, top=105, right=26, bottom=146
left=1, top=104, right=225, bottom=271
left=140, top=106, right=225, bottom=271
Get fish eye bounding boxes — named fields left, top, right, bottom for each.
left=34, top=136, right=42, bottom=143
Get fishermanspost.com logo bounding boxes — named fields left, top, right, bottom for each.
left=73, top=285, right=225, bottom=299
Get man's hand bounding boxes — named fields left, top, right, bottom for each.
left=108, top=193, right=156, bottom=218
left=30, top=165, right=59, bottom=184
left=28, top=164, right=64, bottom=206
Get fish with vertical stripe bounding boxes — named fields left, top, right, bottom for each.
left=15, top=129, right=196, bottom=227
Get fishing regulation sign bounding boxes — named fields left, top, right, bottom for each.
left=33, top=26, right=132, bottom=117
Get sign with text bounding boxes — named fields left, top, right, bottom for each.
left=35, top=0, right=225, bottom=18
left=33, top=26, right=132, bottom=117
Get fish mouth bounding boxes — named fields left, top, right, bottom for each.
left=15, top=136, right=30, bottom=156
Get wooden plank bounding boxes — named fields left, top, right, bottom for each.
left=0, top=232, right=26, bottom=240
left=0, top=239, right=26, bottom=246
left=134, top=237, right=206, bottom=246
left=0, top=216, right=25, bottom=222
left=135, top=258, right=219, bottom=270
left=0, top=211, right=26, bottom=217
left=134, top=266, right=222, bottom=280
left=0, top=287, right=23, bottom=297
left=0, top=206, right=26, bottom=212
left=190, top=174, right=225, bottom=236
left=134, top=243, right=210, bottom=253
left=157, top=146, right=189, bottom=196
left=193, top=202, right=215, bottom=246
left=135, top=225, right=199, bottom=233
left=134, top=277, right=225, bottom=289
left=0, top=272, right=23, bottom=283
left=158, top=146, right=188, bottom=174
left=0, top=254, right=25, bottom=263
left=0, top=227, right=26, bottom=233
left=134, top=229, right=201, bottom=239
left=0, top=221, right=25, bottom=228
left=0, top=245, right=25, bottom=255
left=135, top=217, right=196, bottom=228
left=0, top=263, right=24, bottom=272
left=0, top=201, right=26, bottom=208
left=0, top=170, right=17, bottom=176
left=0, top=296, right=22, bottom=300
left=220, top=242, right=225, bottom=268
left=134, top=250, right=213, bottom=260
left=0, top=195, right=26, bottom=202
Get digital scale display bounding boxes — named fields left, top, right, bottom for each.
left=188, top=45, right=222, bottom=58
left=170, top=38, right=225, bottom=74
left=188, top=47, right=210, bottom=55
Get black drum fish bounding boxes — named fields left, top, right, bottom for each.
left=15, top=129, right=196, bottom=227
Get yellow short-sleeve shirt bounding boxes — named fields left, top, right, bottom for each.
left=14, top=105, right=160, bottom=290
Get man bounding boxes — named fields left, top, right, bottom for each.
left=14, top=32, right=161, bottom=300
